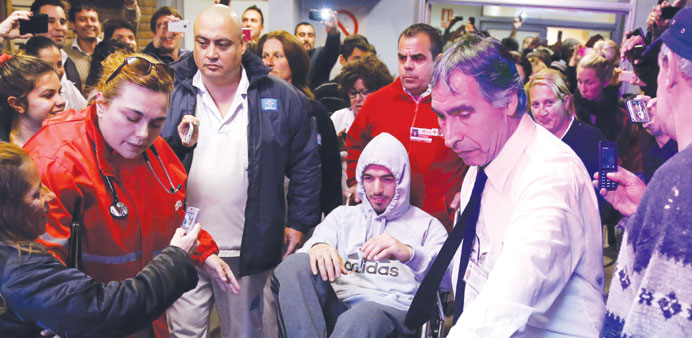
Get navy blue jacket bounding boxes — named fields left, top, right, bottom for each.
left=161, top=51, right=321, bottom=277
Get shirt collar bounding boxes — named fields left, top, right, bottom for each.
left=71, top=37, right=102, bottom=55
left=192, top=66, right=249, bottom=97
left=403, top=84, right=432, bottom=104
left=559, top=116, right=575, bottom=140
left=484, top=114, right=536, bottom=192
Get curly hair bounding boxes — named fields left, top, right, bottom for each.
left=338, top=55, right=393, bottom=94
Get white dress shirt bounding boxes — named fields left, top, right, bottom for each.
left=186, top=68, right=250, bottom=257
left=447, top=115, right=605, bottom=337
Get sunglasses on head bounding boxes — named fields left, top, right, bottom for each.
left=105, top=56, right=175, bottom=84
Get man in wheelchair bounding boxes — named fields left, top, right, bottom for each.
left=272, top=133, right=447, bottom=338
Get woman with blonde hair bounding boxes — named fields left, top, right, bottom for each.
left=574, top=52, right=621, bottom=140
left=23, top=53, right=239, bottom=337
left=527, top=68, right=607, bottom=177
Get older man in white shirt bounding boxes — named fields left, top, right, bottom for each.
left=405, top=34, right=605, bottom=337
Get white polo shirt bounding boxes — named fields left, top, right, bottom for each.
left=186, top=68, right=249, bottom=257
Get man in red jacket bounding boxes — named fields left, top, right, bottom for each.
left=345, top=24, right=467, bottom=231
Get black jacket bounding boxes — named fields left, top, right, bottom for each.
left=308, top=29, right=340, bottom=90
left=308, top=99, right=342, bottom=215
left=573, top=85, right=622, bottom=141
left=0, top=245, right=197, bottom=337
left=161, top=51, right=321, bottom=276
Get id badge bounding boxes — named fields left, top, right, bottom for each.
left=463, top=257, right=489, bottom=304
left=410, top=127, right=441, bottom=143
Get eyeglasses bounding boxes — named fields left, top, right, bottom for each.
left=348, top=89, right=370, bottom=99
left=105, top=56, right=175, bottom=84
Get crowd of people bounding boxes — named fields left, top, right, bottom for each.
left=0, top=0, right=691, bottom=337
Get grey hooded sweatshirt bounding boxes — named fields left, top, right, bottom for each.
left=299, top=133, right=447, bottom=311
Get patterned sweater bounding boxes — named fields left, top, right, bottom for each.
left=601, top=144, right=692, bottom=337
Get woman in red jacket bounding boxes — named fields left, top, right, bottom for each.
left=0, top=142, right=200, bottom=337
left=24, top=53, right=239, bottom=338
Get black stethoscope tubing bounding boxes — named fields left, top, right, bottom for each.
left=100, top=145, right=182, bottom=219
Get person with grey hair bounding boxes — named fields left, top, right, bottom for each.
left=597, top=7, right=692, bottom=337
left=405, top=34, right=605, bottom=336
left=162, top=5, right=320, bottom=338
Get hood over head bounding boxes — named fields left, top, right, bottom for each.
left=356, top=133, right=411, bottom=220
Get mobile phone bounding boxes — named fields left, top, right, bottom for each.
left=518, top=12, right=526, bottom=22
left=181, top=207, right=200, bottom=234
left=626, top=99, right=651, bottom=123
left=19, top=14, right=48, bottom=35
left=619, top=70, right=637, bottom=83
left=167, top=20, right=192, bottom=33
left=309, top=9, right=331, bottom=21
left=557, top=31, right=563, bottom=43
left=599, top=141, right=618, bottom=191
left=661, top=6, right=682, bottom=20
left=242, top=27, right=252, bottom=42
left=626, top=27, right=644, bottom=39
left=625, top=45, right=646, bottom=63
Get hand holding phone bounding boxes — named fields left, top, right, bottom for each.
left=599, top=141, right=618, bottom=191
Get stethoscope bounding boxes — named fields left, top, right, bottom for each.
left=101, top=145, right=182, bottom=219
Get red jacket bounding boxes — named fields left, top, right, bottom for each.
left=345, top=79, right=468, bottom=231
left=24, top=105, right=218, bottom=338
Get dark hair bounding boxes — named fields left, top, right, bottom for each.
left=21, top=36, right=59, bottom=56
left=84, top=39, right=136, bottom=95
left=30, top=0, right=65, bottom=14
left=432, top=34, right=527, bottom=116
left=294, top=22, right=313, bottom=35
left=258, top=31, right=311, bottom=98
left=338, top=54, right=393, bottom=94
left=104, top=20, right=136, bottom=40
left=243, top=5, right=264, bottom=25
left=68, top=1, right=98, bottom=23
left=0, top=142, right=42, bottom=244
left=0, top=56, right=56, bottom=137
left=150, top=6, right=182, bottom=33
left=398, top=23, right=443, bottom=59
left=341, top=34, right=375, bottom=60
left=502, top=37, right=519, bottom=52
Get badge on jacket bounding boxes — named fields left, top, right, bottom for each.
left=410, top=127, right=442, bottom=143
left=261, top=98, right=278, bottom=111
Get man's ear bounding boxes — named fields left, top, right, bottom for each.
left=504, top=94, right=519, bottom=117
left=339, top=54, right=346, bottom=66
left=241, top=39, right=247, bottom=55
left=664, top=52, right=680, bottom=90
left=7, top=96, right=25, bottom=114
